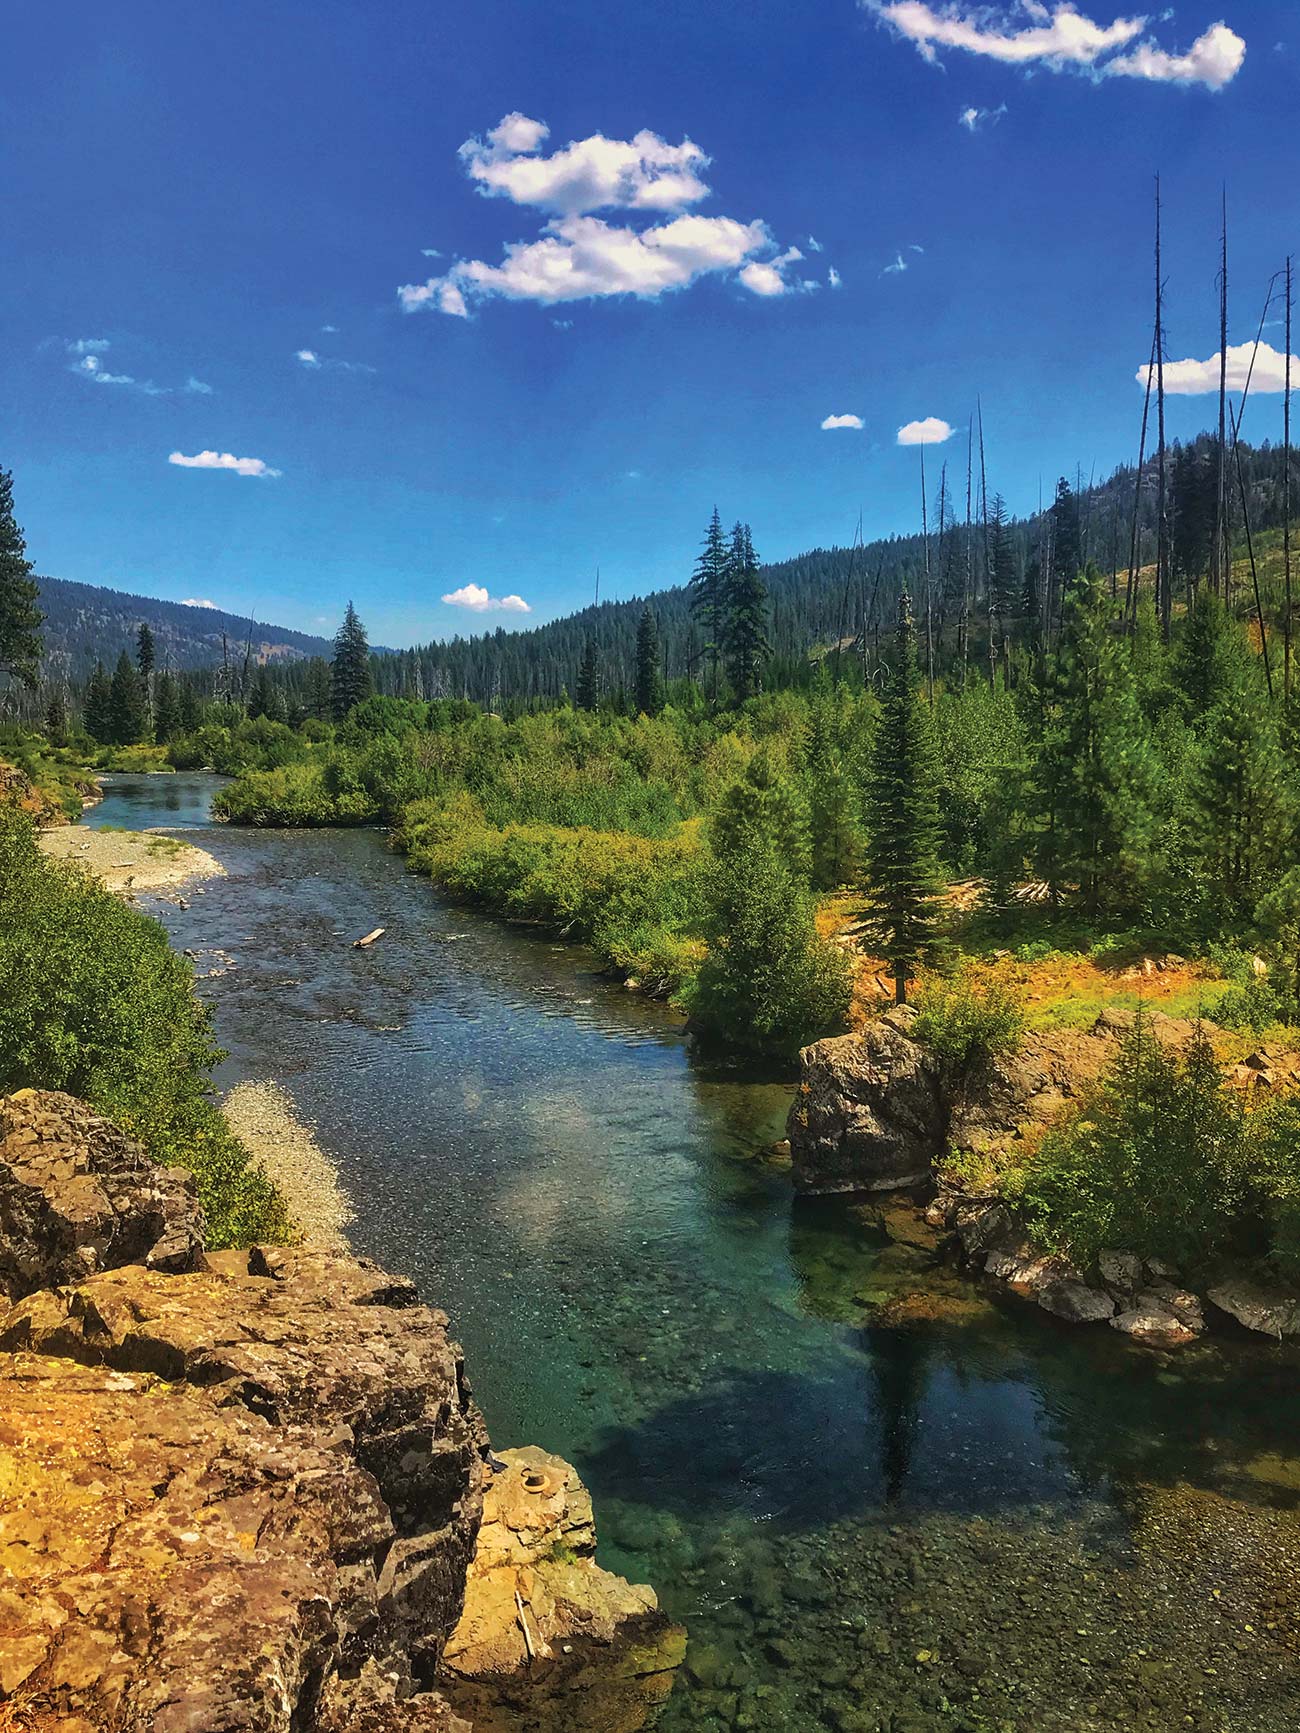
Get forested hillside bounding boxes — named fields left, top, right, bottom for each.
left=36, top=577, right=336, bottom=681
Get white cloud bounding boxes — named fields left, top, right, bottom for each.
left=421, top=248, right=443, bottom=258
left=180, top=597, right=218, bottom=608
left=828, top=266, right=842, bottom=288
left=185, top=376, right=213, bottom=395
left=67, top=337, right=111, bottom=355
left=321, top=323, right=339, bottom=333
left=866, top=4, right=1245, bottom=88
left=459, top=113, right=711, bottom=215
left=822, top=413, right=865, bottom=430
left=1106, top=22, right=1246, bottom=86
left=296, top=346, right=376, bottom=374
left=882, top=252, right=909, bottom=276
left=806, top=235, right=824, bottom=252
left=1139, top=341, right=1300, bottom=395
left=960, top=101, right=1009, bottom=129
left=402, top=112, right=809, bottom=318
left=168, top=450, right=281, bottom=478
left=441, top=583, right=531, bottom=613
left=75, top=354, right=141, bottom=388
left=404, top=211, right=776, bottom=311
left=898, top=416, right=954, bottom=445
left=64, top=338, right=209, bottom=397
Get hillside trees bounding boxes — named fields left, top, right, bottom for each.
left=0, top=468, right=43, bottom=698
left=635, top=606, right=665, bottom=717
left=724, top=523, right=770, bottom=703
left=690, top=507, right=729, bottom=705
left=108, top=650, right=148, bottom=745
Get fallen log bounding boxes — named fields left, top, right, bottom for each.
left=353, top=927, right=385, bottom=948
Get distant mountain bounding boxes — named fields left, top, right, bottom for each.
left=36, top=577, right=336, bottom=682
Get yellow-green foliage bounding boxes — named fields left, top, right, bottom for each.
left=0, top=808, right=289, bottom=1247
left=397, top=796, right=704, bottom=995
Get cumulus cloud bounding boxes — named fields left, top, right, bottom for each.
left=180, top=597, right=218, bottom=608
left=441, top=583, right=531, bottom=613
left=459, top=113, right=711, bottom=215
left=822, top=413, right=865, bottom=430
left=1139, top=341, right=1300, bottom=395
left=898, top=416, right=954, bottom=445
left=960, top=101, right=1008, bottom=129
left=168, top=450, right=281, bottom=478
left=296, top=346, right=376, bottom=375
left=828, top=266, right=843, bottom=288
left=185, top=376, right=213, bottom=395
left=67, top=337, right=111, bottom=355
left=401, top=112, right=809, bottom=316
left=865, top=3, right=1245, bottom=89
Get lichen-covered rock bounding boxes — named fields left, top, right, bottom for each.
left=441, top=1446, right=685, bottom=1733
left=788, top=1008, right=944, bottom=1193
left=1111, top=1296, right=1201, bottom=1348
left=0, top=1089, right=204, bottom=1302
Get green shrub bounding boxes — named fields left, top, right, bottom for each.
left=1014, top=1013, right=1249, bottom=1270
left=912, top=964, right=1025, bottom=1069
left=0, top=810, right=288, bottom=1247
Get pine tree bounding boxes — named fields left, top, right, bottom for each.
left=83, top=662, right=113, bottom=741
left=304, top=659, right=331, bottom=721
left=1170, top=585, right=1250, bottom=724
left=575, top=636, right=599, bottom=711
left=1051, top=477, right=1082, bottom=587
left=0, top=468, right=44, bottom=695
left=634, top=606, right=665, bottom=717
left=331, top=601, right=372, bottom=720
left=987, top=494, right=1019, bottom=630
left=44, top=688, right=69, bottom=745
left=177, top=680, right=201, bottom=734
left=1187, top=658, right=1291, bottom=918
left=107, top=649, right=147, bottom=745
left=153, top=671, right=181, bottom=743
left=724, top=523, right=770, bottom=704
left=136, top=622, right=156, bottom=726
left=806, top=693, right=860, bottom=889
left=247, top=665, right=276, bottom=720
left=1032, top=568, right=1158, bottom=912
left=1171, top=442, right=1215, bottom=591
left=690, top=507, right=729, bottom=706
left=863, top=590, right=945, bottom=1002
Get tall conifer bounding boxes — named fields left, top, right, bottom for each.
left=634, top=607, right=664, bottom=716
left=724, top=523, right=770, bottom=704
left=331, top=601, right=372, bottom=719
left=0, top=468, right=43, bottom=694
left=863, top=591, right=944, bottom=1003
left=690, top=507, right=729, bottom=706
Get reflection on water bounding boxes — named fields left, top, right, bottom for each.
left=126, top=777, right=1300, bottom=1732
left=87, top=772, right=227, bottom=830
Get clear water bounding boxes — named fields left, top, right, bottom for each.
left=87, top=772, right=227, bottom=831
left=110, top=777, right=1300, bottom=1732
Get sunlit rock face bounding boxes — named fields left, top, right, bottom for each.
left=0, top=1093, right=679, bottom=1731
left=0, top=1088, right=205, bottom=1303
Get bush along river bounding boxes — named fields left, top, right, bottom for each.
left=97, top=774, right=1300, bottom=1733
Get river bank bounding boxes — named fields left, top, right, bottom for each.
left=37, top=823, right=225, bottom=894
left=222, top=1079, right=354, bottom=1249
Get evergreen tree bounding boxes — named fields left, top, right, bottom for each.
left=153, top=671, right=181, bottom=744
left=1171, top=443, right=1215, bottom=590
left=247, top=665, right=276, bottom=720
left=805, top=693, right=860, bottom=889
left=690, top=507, right=729, bottom=706
left=688, top=758, right=849, bottom=1054
left=107, top=649, right=147, bottom=744
left=575, top=636, right=599, bottom=711
left=304, top=658, right=332, bottom=722
left=987, top=494, right=1019, bottom=628
left=1050, top=477, right=1082, bottom=586
left=177, top=680, right=201, bottom=734
left=1187, top=661, right=1291, bottom=918
left=44, top=688, right=69, bottom=745
left=1032, top=568, right=1158, bottom=912
left=83, top=662, right=113, bottom=741
left=863, top=591, right=945, bottom=1003
left=634, top=606, right=665, bottom=717
left=1170, top=586, right=1250, bottom=724
left=330, top=601, right=372, bottom=719
left=724, top=523, right=770, bottom=704
left=0, top=468, right=44, bottom=694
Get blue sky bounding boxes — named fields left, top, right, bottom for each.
left=5, top=1, right=1297, bottom=646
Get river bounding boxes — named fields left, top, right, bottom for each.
left=94, top=774, right=1300, bottom=1733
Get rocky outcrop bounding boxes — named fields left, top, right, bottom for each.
left=0, top=1091, right=677, bottom=1730
left=0, top=1089, right=205, bottom=1303
left=790, top=1005, right=1224, bottom=1196
left=441, top=1447, right=685, bottom=1732
left=1208, top=1279, right=1300, bottom=1340
left=787, top=1007, right=945, bottom=1193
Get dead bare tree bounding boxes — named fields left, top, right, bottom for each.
left=1125, top=330, right=1157, bottom=629
left=1154, top=175, right=1171, bottom=641
left=1287, top=255, right=1294, bottom=697
left=1216, top=190, right=1231, bottom=603
left=977, top=399, right=994, bottom=684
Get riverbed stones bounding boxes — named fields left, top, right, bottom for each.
left=0, top=1088, right=205, bottom=1302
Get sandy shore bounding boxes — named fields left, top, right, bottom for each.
left=37, top=826, right=225, bottom=895
left=222, top=1081, right=354, bottom=1250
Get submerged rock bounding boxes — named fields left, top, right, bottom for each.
left=0, top=1088, right=204, bottom=1302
